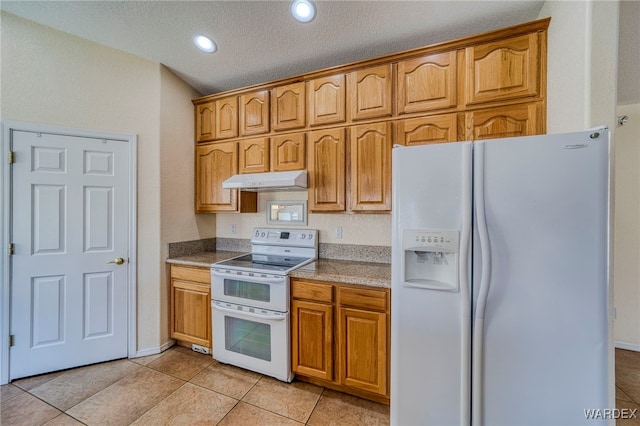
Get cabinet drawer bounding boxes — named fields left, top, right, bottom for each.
left=170, top=265, right=210, bottom=285
left=338, top=286, right=387, bottom=312
left=292, top=280, right=333, bottom=303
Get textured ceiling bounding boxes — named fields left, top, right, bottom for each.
left=0, top=0, right=637, bottom=105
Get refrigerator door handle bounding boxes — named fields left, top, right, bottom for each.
left=460, top=143, right=473, bottom=426
left=472, top=142, right=492, bottom=426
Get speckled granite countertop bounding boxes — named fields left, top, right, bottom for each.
left=166, top=251, right=244, bottom=267
left=166, top=252, right=391, bottom=289
left=290, top=259, right=391, bottom=289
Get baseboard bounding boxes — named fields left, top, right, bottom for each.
left=132, top=339, right=176, bottom=358
left=615, top=341, right=640, bottom=352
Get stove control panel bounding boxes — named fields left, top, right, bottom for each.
left=252, top=228, right=318, bottom=248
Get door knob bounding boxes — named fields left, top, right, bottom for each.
left=107, top=257, right=125, bottom=265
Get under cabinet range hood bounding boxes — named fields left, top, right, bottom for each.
left=222, top=170, right=307, bottom=192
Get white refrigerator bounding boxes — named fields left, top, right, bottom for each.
left=390, top=129, right=613, bottom=425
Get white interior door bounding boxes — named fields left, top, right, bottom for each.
left=10, top=130, right=130, bottom=380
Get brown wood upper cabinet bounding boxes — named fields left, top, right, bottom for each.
left=272, top=82, right=306, bottom=131
left=239, top=90, right=270, bottom=136
left=465, top=33, right=540, bottom=105
left=395, top=113, right=459, bottom=146
left=215, top=96, right=238, bottom=139
left=308, top=128, right=346, bottom=212
left=348, top=64, right=393, bottom=121
left=465, top=102, right=543, bottom=141
left=271, top=133, right=306, bottom=171
left=239, top=137, right=270, bottom=173
left=196, top=142, right=237, bottom=212
left=193, top=19, right=548, bottom=212
left=397, top=51, right=457, bottom=114
left=350, top=122, right=392, bottom=211
left=307, top=74, right=346, bottom=126
left=196, top=102, right=215, bottom=143
left=195, top=142, right=257, bottom=213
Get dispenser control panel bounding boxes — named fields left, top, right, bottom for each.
left=403, top=229, right=458, bottom=253
left=402, top=229, right=460, bottom=292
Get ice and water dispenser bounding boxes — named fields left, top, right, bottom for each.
left=402, top=229, right=459, bottom=292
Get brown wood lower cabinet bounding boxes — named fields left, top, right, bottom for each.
left=291, top=278, right=390, bottom=404
left=170, top=264, right=211, bottom=349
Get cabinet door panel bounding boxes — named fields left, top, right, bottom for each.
left=240, top=90, right=270, bottom=136
left=397, top=51, right=457, bottom=114
left=196, top=102, right=215, bottom=143
left=195, top=142, right=238, bottom=212
left=171, top=279, right=211, bottom=348
left=272, top=82, right=306, bottom=131
left=348, top=64, right=393, bottom=120
left=350, top=122, right=392, bottom=211
left=308, top=128, right=346, bottom=212
left=239, top=137, right=270, bottom=173
left=215, top=97, right=239, bottom=139
left=271, top=133, right=306, bottom=171
left=339, top=307, right=387, bottom=396
left=292, top=300, right=333, bottom=381
left=395, top=114, right=459, bottom=146
left=466, top=33, right=539, bottom=105
left=308, top=74, right=346, bottom=126
left=465, top=102, right=543, bottom=141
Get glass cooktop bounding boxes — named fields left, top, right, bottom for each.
left=214, top=253, right=310, bottom=273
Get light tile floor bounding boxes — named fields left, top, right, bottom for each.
left=2, top=347, right=639, bottom=425
left=0, top=345, right=389, bottom=425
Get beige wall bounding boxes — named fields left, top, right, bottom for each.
left=215, top=191, right=391, bottom=246
left=0, top=11, right=212, bottom=354
left=613, top=103, right=640, bottom=349
left=159, top=66, right=216, bottom=344
left=539, top=0, right=620, bottom=132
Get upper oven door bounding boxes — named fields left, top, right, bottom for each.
left=211, top=268, right=289, bottom=312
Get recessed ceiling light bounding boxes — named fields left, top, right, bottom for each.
left=194, top=35, right=216, bottom=53
left=291, top=0, right=315, bottom=23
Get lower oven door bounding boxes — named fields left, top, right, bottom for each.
left=211, top=300, right=293, bottom=383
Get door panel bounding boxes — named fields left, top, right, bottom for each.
left=31, top=275, right=65, bottom=347
left=10, top=130, right=129, bottom=380
left=84, top=187, right=113, bottom=252
left=32, top=185, right=66, bottom=254
left=474, top=131, right=609, bottom=425
left=391, top=141, right=472, bottom=425
left=84, top=272, right=113, bottom=338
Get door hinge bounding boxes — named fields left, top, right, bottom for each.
left=8, top=243, right=14, bottom=255
left=8, top=151, right=15, bottom=164
left=9, top=335, right=14, bottom=347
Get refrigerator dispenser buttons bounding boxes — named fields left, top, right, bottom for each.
left=402, top=229, right=459, bottom=292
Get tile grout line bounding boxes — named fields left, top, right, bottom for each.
left=18, top=388, right=87, bottom=426
left=305, top=387, right=326, bottom=425
left=126, top=372, right=190, bottom=425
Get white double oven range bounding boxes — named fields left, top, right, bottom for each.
left=210, top=228, right=318, bottom=382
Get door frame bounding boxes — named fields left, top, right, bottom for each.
left=0, top=121, right=138, bottom=385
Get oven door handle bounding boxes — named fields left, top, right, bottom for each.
left=212, top=302, right=286, bottom=321
left=211, top=270, right=286, bottom=284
